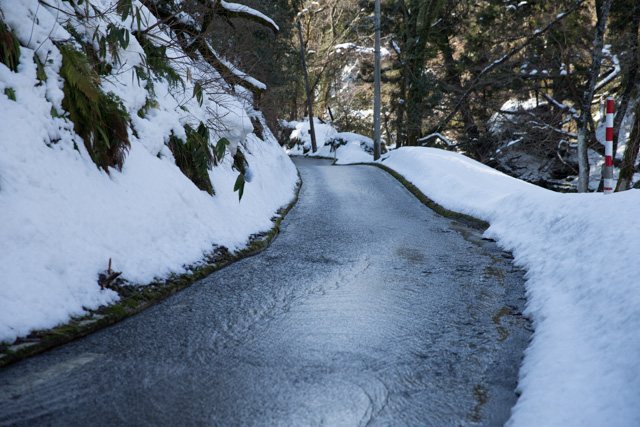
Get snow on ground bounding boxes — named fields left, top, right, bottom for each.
left=284, top=118, right=337, bottom=155
left=0, top=0, right=298, bottom=343
left=283, top=119, right=384, bottom=163
left=288, top=122, right=640, bottom=425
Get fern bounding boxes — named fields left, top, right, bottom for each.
left=60, top=44, right=100, bottom=103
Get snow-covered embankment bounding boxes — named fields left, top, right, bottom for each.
left=0, top=0, right=298, bottom=344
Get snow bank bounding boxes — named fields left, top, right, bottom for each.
left=0, top=0, right=297, bottom=343
left=377, top=147, right=640, bottom=427
left=284, top=122, right=384, bottom=163
left=286, top=118, right=337, bottom=155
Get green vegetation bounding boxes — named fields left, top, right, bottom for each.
left=233, top=148, right=249, bottom=200
left=59, top=44, right=131, bottom=172
left=134, top=32, right=183, bottom=89
left=167, top=123, right=215, bottom=195
left=0, top=18, right=20, bottom=72
left=4, top=87, right=16, bottom=101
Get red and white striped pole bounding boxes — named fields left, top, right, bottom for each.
left=604, top=97, right=614, bottom=194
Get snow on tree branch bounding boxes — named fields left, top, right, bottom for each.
left=594, top=48, right=620, bottom=91
left=206, top=42, right=267, bottom=91
left=418, top=133, right=456, bottom=147
left=214, top=0, right=279, bottom=34
left=437, top=0, right=589, bottom=133
left=541, top=93, right=580, bottom=119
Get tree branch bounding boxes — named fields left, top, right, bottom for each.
left=435, top=0, right=589, bottom=133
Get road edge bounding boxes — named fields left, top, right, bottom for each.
left=347, top=162, right=490, bottom=230
left=0, top=174, right=303, bottom=369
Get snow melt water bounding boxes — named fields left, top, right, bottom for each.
left=287, top=123, right=640, bottom=426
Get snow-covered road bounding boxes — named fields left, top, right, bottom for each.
left=0, top=158, right=530, bottom=425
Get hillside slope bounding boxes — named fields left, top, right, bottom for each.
left=0, top=0, right=298, bottom=343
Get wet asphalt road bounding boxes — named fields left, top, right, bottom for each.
left=0, top=157, right=530, bottom=426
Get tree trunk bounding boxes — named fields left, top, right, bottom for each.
left=439, top=38, right=479, bottom=153
left=595, top=0, right=640, bottom=191
left=616, top=97, right=640, bottom=191
left=612, top=0, right=640, bottom=157
left=612, top=0, right=640, bottom=191
left=401, top=0, right=445, bottom=146
left=297, top=21, right=317, bottom=153
left=395, top=69, right=407, bottom=148
left=576, top=0, right=612, bottom=192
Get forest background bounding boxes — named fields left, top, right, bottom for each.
left=221, top=0, right=640, bottom=192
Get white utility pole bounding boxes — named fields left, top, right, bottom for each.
left=373, top=0, right=381, bottom=161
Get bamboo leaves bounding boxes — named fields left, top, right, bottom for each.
left=59, top=44, right=130, bottom=173
left=0, top=18, right=20, bottom=72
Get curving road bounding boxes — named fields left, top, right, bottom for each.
left=0, top=157, right=530, bottom=426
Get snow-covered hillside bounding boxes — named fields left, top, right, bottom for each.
left=0, top=0, right=298, bottom=343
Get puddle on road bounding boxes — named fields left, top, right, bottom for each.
left=483, top=261, right=506, bottom=282
left=448, top=221, right=488, bottom=247
left=395, top=247, right=426, bottom=264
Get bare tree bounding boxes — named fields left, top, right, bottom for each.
left=576, top=0, right=612, bottom=192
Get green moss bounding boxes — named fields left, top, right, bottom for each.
left=53, top=323, right=80, bottom=336
left=105, top=304, right=127, bottom=318
left=124, top=299, right=138, bottom=308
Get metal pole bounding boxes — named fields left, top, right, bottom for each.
left=373, top=0, right=381, bottom=161
left=297, top=21, right=317, bottom=153
left=604, top=97, right=614, bottom=194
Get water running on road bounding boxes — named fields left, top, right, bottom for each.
left=0, top=158, right=530, bottom=426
